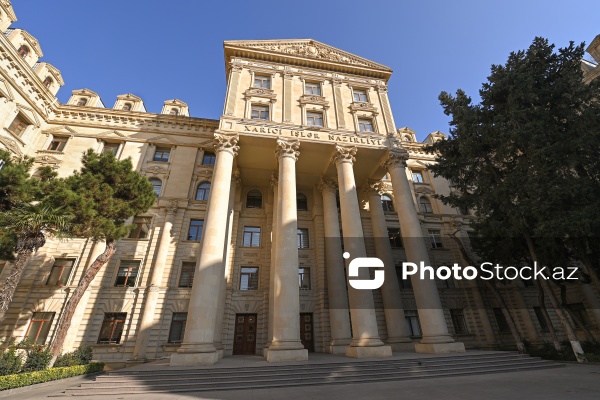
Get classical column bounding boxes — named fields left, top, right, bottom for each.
left=383, top=149, right=465, bottom=354
left=318, top=178, right=352, bottom=354
left=170, top=133, right=239, bottom=366
left=365, top=181, right=414, bottom=350
left=264, top=174, right=279, bottom=355
left=265, top=138, right=308, bottom=362
left=132, top=201, right=178, bottom=361
left=332, top=145, right=392, bottom=358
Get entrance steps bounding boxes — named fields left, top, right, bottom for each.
left=56, top=352, right=562, bottom=396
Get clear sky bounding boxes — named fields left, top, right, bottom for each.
left=14, top=1, right=600, bottom=141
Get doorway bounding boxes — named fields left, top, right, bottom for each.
left=300, top=313, right=314, bottom=352
left=233, top=314, right=257, bottom=355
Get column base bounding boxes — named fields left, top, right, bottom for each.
left=386, top=341, right=415, bottom=352
left=415, top=342, right=465, bottom=354
left=170, top=351, right=219, bottom=366
left=266, top=348, right=308, bottom=363
left=345, top=345, right=392, bottom=358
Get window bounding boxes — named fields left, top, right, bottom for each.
left=450, top=309, right=468, bottom=334
left=169, top=108, right=178, bottom=116
left=122, top=103, right=132, bottom=111
left=47, top=137, right=68, bottom=152
left=128, top=216, right=151, bottom=239
left=97, top=313, right=126, bottom=344
left=251, top=105, right=269, bottom=120
left=253, top=75, right=271, bottom=89
left=115, top=261, right=139, bottom=287
left=243, top=226, right=261, bottom=247
left=299, top=267, right=310, bottom=290
left=419, top=197, right=433, bottom=213
left=7, top=113, right=30, bottom=137
left=567, top=303, right=591, bottom=327
left=533, top=307, right=549, bottom=332
left=493, top=308, right=510, bottom=333
left=102, top=142, right=120, bottom=156
left=353, top=89, right=368, bottom=102
left=297, top=228, right=309, bottom=249
left=18, top=45, right=30, bottom=58
left=202, top=151, right=216, bottom=166
left=306, top=112, right=323, bottom=127
left=240, top=267, right=259, bottom=290
left=46, top=258, right=74, bottom=286
left=357, top=118, right=373, bottom=132
left=149, top=178, right=162, bottom=198
left=25, top=312, right=55, bottom=344
left=153, top=147, right=171, bottom=162
left=428, top=229, right=443, bottom=249
left=43, top=77, right=53, bottom=88
left=168, top=313, right=187, bottom=343
left=187, top=219, right=204, bottom=241
left=76, top=98, right=87, bottom=106
left=381, top=194, right=394, bottom=212
left=305, top=82, right=321, bottom=96
left=388, top=228, right=403, bottom=248
left=404, top=310, right=421, bottom=336
left=178, top=262, right=195, bottom=287
left=297, top=193, right=308, bottom=211
left=412, top=170, right=424, bottom=183
left=246, top=190, right=262, bottom=209
left=195, top=182, right=210, bottom=201
left=396, top=266, right=412, bottom=289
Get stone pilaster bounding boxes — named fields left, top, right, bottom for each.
left=224, top=63, right=242, bottom=116
left=170, top=133, right=239, bottom=366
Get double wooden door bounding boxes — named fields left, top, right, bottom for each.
left=233, top=314, right=257, bottom=355
left=300, top=313, right=314, bottom=352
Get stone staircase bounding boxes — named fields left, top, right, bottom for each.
left=57, top=352, right=562, bottom=396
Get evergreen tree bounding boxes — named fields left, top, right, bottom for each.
left=427, top=37, right=600, bottom=363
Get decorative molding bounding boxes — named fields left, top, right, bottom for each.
left=214, top=133, right=239, bottom=156
left=270, top=173, right=278, bottom=190
left=349, top=101, right=379, bottom=115
left=34, top=154, right=61, bottom=169
left=244, top=88, right=277, bottom=102
left=299, top=95, right=329, bottom=108
left=331, top=145, right=357, bottom=165
left=318, top=177, right=337, bottom=194
left=365, top=180, right=385, bottom=196
left=382, top=150, right=409, bottom=170
left=0, top=134, right=21, bottom=156
left=232, top=169, right=241, bottom=187
left=165, top=200, right=178, bottom=215
left=275, top=138, right=300, bottom=161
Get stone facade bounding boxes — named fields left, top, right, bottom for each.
left=1, top=3, right=600, bottom=368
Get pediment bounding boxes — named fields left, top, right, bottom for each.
left=147, top=134, right=179, bottom=144
left=43, top=125, right=79, bottom=135
left=97, top=129, right=126, bottom=138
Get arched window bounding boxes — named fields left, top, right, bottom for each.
left=169, top=108, right=178, bottom=116
left=122, top=103, right=132, bottom=111
left=246, top=190, right=262, bottom=209
left=76, top=98, right=87, bottom=106
left=18, top=45, right=29, bottom=58
left=297, top=193, right=308, bottom=211
left=149, top=178, right=162, bottom=198
left=43, top=77, right=53, bottom=88
left=195, top=182, right=210, bottom=201
left=381, top=194, right=394, bottom=212
left=419, top=197, right=433, bottom=213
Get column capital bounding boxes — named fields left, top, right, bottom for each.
left=363, top=180, right=385, bottom=197
left=275, top=138, right=300, bottom=161
left=318, top=177, right=337, bottom=194
left=214, top=133, right=239, bottom=156
left=382, top=150, right=409, bottom=171
left=165, top=200, right=178, bottom=215
left=331, top=145, right=357, bottom=165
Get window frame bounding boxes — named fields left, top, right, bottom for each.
left=7, top=113, right=31, bottom=137
left=381, top=194, right=394, bottom=212
left=114, top=261, right=140, bottom=287
left=168, top=312, right=187, bottom=343
left=304, top=81, right=322, bottom=96
left=195, top=182, right=211, bottom=201
left=46, top=258, right=75, bottom=286
left=297, top=228, right=309, bottom=249
left=404, top=310, right=421, bottom=337
left=428, top=229, right=443, bottom=249
left=148, top=178, right=162, bottom=198
left=102, top=141, right=120, bottom=156
left=419, top=196, right=434, bottom=213
left=253, top=75, right=271, bottom=89
left=242, top=226, right=261, bottom=247
left=153, top=146, right=171, bottom=163
left=297, top=193, right=308, bottom=211
left=357, top=118, right=374, bottom=133
left=239, top=267, right=259, bottom=291
left=18, top=45, right=30, bottom=59
left=250, top=104, right=269, bottom=120
left=202, top=151, right=216, bottom=166
left=306, top=111, right=324, bottom=127
left=97, top=312, right=127, bottom=344
left=493, top=308, right=511, bottom=333
left=46, top=136, right=68, bottom=152
left=187, top=219, right=204, bottom=241
left=450, top=309, right=469, bottom=334
left=388, top=228, right=403, bottom=249
left=178, top=261, right=195, bottom=288
left=299, top=267, right=311, bottom=290
left=76, top=98, right=88, bottom=106
left=352, top=88, right=368, bottom=102
left=412, top=170, right=425, bottom=183
left=128, top=216, right=151, bottom=239
left=246, top=190, right=262, bottom=209
left=25, top=312, right=55, bottom=344
left=43, top=76, right=53, bottom=88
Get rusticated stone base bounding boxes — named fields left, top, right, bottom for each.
left=415, top=342, right=466, bottom=354
left=266, top=348, right=309, bottom=363
left=345, top=345, right=392, bottom=358
left=170, top=351, right=219, bottom=366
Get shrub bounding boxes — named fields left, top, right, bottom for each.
left=0, top=362, right=104, bottom=391
left=20, top=341, right=52, bottom=373
left=54, top=345, right=93, bottom=367
left=0, top=344, right=22, bottom=376
left=526, top=340, right=600, bottom=362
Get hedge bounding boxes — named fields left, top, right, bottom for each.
left=0, top=362, right=104, bottom=391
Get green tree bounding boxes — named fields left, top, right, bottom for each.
left=427, top=37, right=600, bottom=363
left=45, top=150, right=155, bottom=365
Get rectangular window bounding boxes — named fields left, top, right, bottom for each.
left=202, top=151, right=216, bottom=166
left=251, top=105, right=269, bottom=120
left=168, top=313, right=187, bottom=343
left=412, top=170, right=424, bottom=183
left=428, top=229, right=443, bottom=249
left=46, top=258, right=74, bottom=286
left=97, top=313, right=126, bottom=344
left=47, top=137, right=68, bottom=152
left=187, top=219, right=204, bottom=241
left=240, top=267, right=259, bottom=290
left=396, top=265, right=412, bottom=289
left=493, top=308, right=510, bottom=333
left=243, top=226, right=261, bottom=247
left=388, top=228, right=403, bottom=248
left=404, top=310, right=421, bottom=336
left=25, top=312, right=55, bottom=344
left=253, top=75, right=271, bottom=89
left=357, top=118, right=373, bottom=132
left=178, top=262, right=195, bottom=288
left=450, top=309, right=468, bottom=334
left=299, top=267, right=310, bottom=290
left=102, top=142, right=120, bottom=156
left=115, top=261, right=139, bottom=287
left=7, top=113, right=30, bottom=137
left=353, top=89, right=368, bottom=102
left=305, top=82, right=321, bottom=96
left=567, top=303, right=591, bottom=327
left=297, top=228, right=309, bottom=249
left=533, top=307, right=549, bottom=332
left=153, top=147, right=171, bottom=162
left=128, top=216, right=151, bottom=239
left=306, top=112, right=323, bottom=127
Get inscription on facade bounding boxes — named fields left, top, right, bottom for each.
left=241, top=124, right=384, bottom=146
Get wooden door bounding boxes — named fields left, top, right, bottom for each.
left=300, top=313, right=314, bottom=352
left=233, top=314, right=257, bottom=355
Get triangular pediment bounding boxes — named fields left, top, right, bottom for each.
left=97, top=130, right=126, bottom=138
left=147, top=135, right=179, bottom=144
left=44, top=125, right=79, bottom=135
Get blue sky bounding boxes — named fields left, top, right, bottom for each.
left=15, top=1, right=600, bottom=141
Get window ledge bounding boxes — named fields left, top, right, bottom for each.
left=122, top=238, right=150, bottom=241
left=36, top=149, right=64, bottom=156
left=93, top=343, right=123, bottom=347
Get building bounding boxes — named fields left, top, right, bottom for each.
left=1, top=2, right=599, bottom=368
